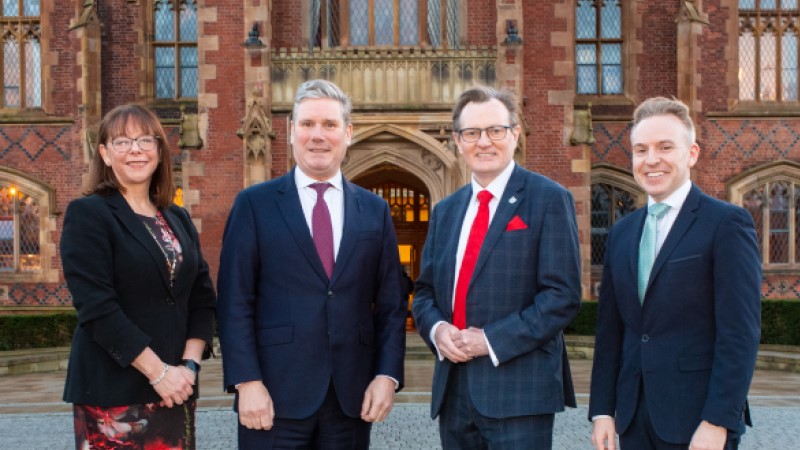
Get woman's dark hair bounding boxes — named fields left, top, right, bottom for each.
left=86, top=104, right=175, bottom=208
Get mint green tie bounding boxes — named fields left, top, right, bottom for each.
left=638, top=202, right=670, bottom=303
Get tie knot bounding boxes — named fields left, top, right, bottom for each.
left=477, top=190, right=493, bottom=205
left=648, top=202, right=670, bottom=219
left=310, top=182, right=331, bottom=196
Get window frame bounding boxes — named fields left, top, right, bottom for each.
left=575, top=0, right=625, bottom=98
left=149, top=0, right=198, bottom=103
left=311, top=0, right=461, bottom=49
left=0, top=0, right=42, bottom=112
left=737, top=0, right=800, bottom=104
left=0, top=166, right=57, bottom=283
left=728, top=160, right=800, bottom=271
left=590, top=165, right=646, bottom=269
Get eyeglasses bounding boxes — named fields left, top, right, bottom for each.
left=108, top=135, right=159, bottom=153
left=456, top=125, right=516, bottom=143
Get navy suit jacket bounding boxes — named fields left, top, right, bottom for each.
left=589, top=184, right=761, bottom=443
left=217, top=169, right=407, bottom=420
left=413, top=165, right=581, bottom=419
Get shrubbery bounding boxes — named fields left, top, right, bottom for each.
left=565, top=300, right=800, bottom=346
left=0, top=301, right=798, bottom=351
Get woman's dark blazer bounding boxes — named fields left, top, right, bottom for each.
left=61, top=191, right=216, bottom=407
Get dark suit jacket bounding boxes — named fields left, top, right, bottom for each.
left=589, top=184, right=761, bottom=443
left=61, top=191, right=216, bottom=407
left=217, top=169, right=406, bottom=420
left=412, top=165, right=581, bottom=419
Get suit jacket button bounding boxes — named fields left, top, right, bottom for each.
left=327, top=290, right=334, bottom=298
left=641, top=334, right=650, bottom=342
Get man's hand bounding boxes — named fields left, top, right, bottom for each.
left=360, top=376, right=395, bottom=423
left=591, top=417, right=617, bottom=450
left=452, top=327, right=489, bottom=358
left=689, top=420, right=727, bottom=450
left=434, top=323, right=471, bottom=363
left=237, top=381, right=275, bottom=430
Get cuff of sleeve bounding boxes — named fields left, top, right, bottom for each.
left=592, top=415, right=614, bottom=421
left=376, top=374, right=400, bottom=390
left=430, top=321, right=446, bottom=361
left=483, top=332, right=499, bottom=366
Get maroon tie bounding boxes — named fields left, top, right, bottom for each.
left=310, top=183, right=334, bottom=278
left=453, top=190, right=493, bottom=330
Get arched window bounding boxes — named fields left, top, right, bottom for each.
left=1, top=0, right=40, bottom=109
left=152, top=0, right=198, bottom=100
left=739, top=0, right=800, bottom=102
left=729, top=161, right=800, bottom=268
left=591, top=165, right=645, bottom=266
left=0, top=167, right=55, bottom=282
left=311, top=0, right=460, bottom=49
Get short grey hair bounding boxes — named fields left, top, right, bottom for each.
left=292, top=79, right=352, bottom=124
left=632, top=96, right=696, bottom=145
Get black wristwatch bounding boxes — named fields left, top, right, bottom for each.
left=181, top=359, right=201, bottom=374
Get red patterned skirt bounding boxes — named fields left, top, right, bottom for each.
left=73, top=400, right=195, bottom=449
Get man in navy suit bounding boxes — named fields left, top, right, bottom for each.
left=217, top=79, right=407, bottom=449
left=412, top=86, right=581, bottom=449
left=589, top=97, right=761, bottom=450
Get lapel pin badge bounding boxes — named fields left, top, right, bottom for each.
left=509, top=196, right=517, bottom=204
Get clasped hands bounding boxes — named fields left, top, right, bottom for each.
left=434, top=322, right=489, bottom=363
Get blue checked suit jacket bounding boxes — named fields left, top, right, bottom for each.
left=413, top=165, right=581, bottom=419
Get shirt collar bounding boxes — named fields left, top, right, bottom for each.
left=648, top=179, right=692, bottom=211
left=294, top=167, right=344, bottom=191
left=470, top=161, right=516, bottom=202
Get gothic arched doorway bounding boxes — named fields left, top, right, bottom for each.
left=353, top=164, right=429, bottom=330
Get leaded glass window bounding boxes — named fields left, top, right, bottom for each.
left=576, top=0, right=622, bottom=95
left=1, top=0, right=40, bottom=108
left=743, top=179, right=800, bottom=265
left=0, top=184, right=40, bottom=273
left=153, top=0, right=198, bottom=100
left=739, top=0, right=800, bottom=102
left=370, top=181, right=429, bottom=223
left=311, top=0, right=458, bottom=49
left=591, top=182, right=637, bottom=266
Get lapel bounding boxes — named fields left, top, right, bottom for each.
left=275, top=169, right=330, bottom=285
left=331, top=178, right=361, bottom=285
left=105, top=191, right=173, bottom=292
left=469, top=165, right=524, bottom=284
left=645, top=185, right=701, bottom=295
left=440, top=186, right=472, bottom=314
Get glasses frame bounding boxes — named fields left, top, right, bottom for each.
left=107, top=135, right=161, bottom=154
left=456, top=125, right=517, bottom=143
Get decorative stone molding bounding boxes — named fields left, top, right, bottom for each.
left=178, top=106, right=203, bottom=149
left=238, top=91, right=275, bottom=186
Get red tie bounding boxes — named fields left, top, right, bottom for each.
left=453, top=190, right=493, bottom=330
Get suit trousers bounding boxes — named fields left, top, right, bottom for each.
left=237, top=380, right=371, bottom=450
left=620, top=382, right=740, bottom=450
left=439, top=364, right=555, bottom=450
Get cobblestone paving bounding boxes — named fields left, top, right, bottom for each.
left=1, top=404, right=798, bottom=449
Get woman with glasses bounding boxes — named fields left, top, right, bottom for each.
left=60, top=104, right=216, bottom=449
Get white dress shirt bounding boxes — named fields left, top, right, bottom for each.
left=294, top=168, right=344, bottom=259
left=430, top=161, right=517, bottom=367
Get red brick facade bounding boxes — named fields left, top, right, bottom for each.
left=0, top=0, right=797, bottom=309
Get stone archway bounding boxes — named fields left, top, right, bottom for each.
left=344, top=124, right=465, bottom=205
